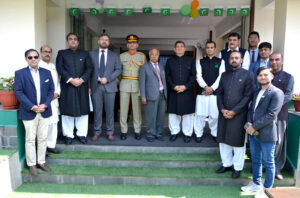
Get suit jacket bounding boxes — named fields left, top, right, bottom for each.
left=249, top=59, right=270, bottom=90
left=139, top=61, right=167, bottom=101
left=247, top=84, right=284, bottom=142
left=89, top=49, right=122, bottom=93
left=14, top=67, right=54, bottom=120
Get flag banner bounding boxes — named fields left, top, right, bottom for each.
left=227, top=8, right=236, bottom=16
left=240, top=8, right=250, bottom=16
left=107, top=8, right=117, bottom=16
left=161, top=8, right=170, bottom=16
left=214, top=8, right=223, bottom=16
left=70, top=8, right=80, bottom=16
left=90, top=8, right=98, bottom=16
left=199, top=8, right=209, bottom=16
left=143, top=7, right=152, bottom=14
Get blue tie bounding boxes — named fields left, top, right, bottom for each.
left=99, top=50, right=105, bottom=77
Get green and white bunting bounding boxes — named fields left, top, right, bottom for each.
left=124, top=8, right=133, bottom=16
left=214, top=8, right=223, bottom=16
left=199, top=8, right=209, bottom=16
left=107, top=8, right=117, bottom=16
left=227, top=8, right=236, bottom=16
left=161, top=8, right=170, bottom=16
left=240, top=8, right=250, bottom=16
left=143, top=7, right=152, bottom=14
left=70, top=8, right=80, bottom=16
left=90, top=8, right=98, bottom=16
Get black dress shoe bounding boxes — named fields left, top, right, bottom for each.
left=47, top=148, right=61, bottom=154
left=65, top=137, right=73, bottom=145
left=169, top=134, right=178, bottom=142
left=146, top=137, right=154, bottom=142
left=120, top=133, right=127, bottom=140
left=232, top=170, right=241, bottom=178
left=216, top=166, right=233, bottom=173
left=212, top=136, right=217, bottom=142
left=184, top=135, right=191, bottom=143
left=135, top=133, right=141, bottom=140
left=195, top=137, right=203, bottom=143
left=155, top=136, right=164, bottom=141
left=77, top=136, right=87, bottom=144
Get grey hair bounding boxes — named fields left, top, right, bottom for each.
left=270, top=51, right=283, bottom=59
left=149, top=48, right=160, bottom=56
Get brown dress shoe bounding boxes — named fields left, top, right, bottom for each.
left=37, top=163, right=51, bottom=172
left=29, top=165, right=38, bottom=176
left=92, top=134, right=100, bottom=141
left=107, top=135, right=114, bottom=141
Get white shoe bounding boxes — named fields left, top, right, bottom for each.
left=255, top=188, right=268, bottom=198
left=241, top=181, right=263, bottom=193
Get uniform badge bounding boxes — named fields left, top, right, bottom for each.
left=80, top=59, right=83, bottom=61
left=214, top=64, right=219, bottom=68
left=239, top=79, right=242, bottom=82
left=187, top=66, right=191, bottom=70
left=279, top=79, right=281, bottom=81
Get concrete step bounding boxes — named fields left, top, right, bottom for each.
left=56, top=144, right=220, bottom=154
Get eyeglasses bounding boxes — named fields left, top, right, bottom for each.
left=248, top=37, right=259, bottom=41
left=27, top=56, right=39, bottom=60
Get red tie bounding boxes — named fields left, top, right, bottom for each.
left=154, top=63, right=163, bottom=88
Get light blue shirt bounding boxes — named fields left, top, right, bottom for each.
left=28, top=66, right=41, bottom=105
left=259, top=58, right=269, bottom=67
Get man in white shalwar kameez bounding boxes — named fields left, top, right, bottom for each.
left=194, top=41, right=225, bottom=143
left=39, top=45, right=61, bottom=154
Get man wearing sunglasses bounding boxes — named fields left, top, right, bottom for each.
left=14, top=49, right=54, bottom=175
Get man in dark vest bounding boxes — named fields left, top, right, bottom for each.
left=216, top=51, right=253, bottom=178
left=269, top=52, right=294, bottom=180
left=194, top=41, right=225, bottom=143
left=56, top=33, right=92, bottom=145
left=219, top=32, right=250, bottom=71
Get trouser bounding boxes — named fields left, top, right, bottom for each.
left=275, top=120, right=287, bottom=172
left=168, top=113, right=194, bottom=136
left=120, top=91, right=142, bottom=133
left=23, top=113, right=49, bottom=166
left=249, top=136, right=276, bottom=188
left=61, top=115, right=89, bottom=138
left=92, top=85, right=115, bottom=136
left=193, top=115, right=218, bottom=138
left=47, top=123, right=58, bottom=149
left=144, top=93, right=166, bottom=138
left=219, top=143, right=246, bottom=171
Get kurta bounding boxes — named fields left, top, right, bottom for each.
left=216, top=67, right=254, bottom=147
left=56, top=49, right=92, bottom=117
left=166, top=55, right=196, bottom=115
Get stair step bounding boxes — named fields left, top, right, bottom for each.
left=56, top=144, right=219, bottom=154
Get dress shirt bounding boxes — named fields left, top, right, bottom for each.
left=249, top=48, right=259, bottom=63
left=39, top=60, right=60, bottom=96
left=218, top=47, right=250, bottom=70
left=254, top=89, right=266, bottom=111
left=99, top=48, right=108, bottom=66
left=29, top=66, right=41, bottom=105
left=151, top=61, right=164, bottom=90
left=259, top=58, right=269, bottom=67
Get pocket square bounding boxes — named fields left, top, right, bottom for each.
left=45, top=79, right=49, bottom=82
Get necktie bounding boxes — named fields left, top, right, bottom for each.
left=99, top=50, right=105, bottom=77
left=251, top=50, right=255, bottom=63
left=154, top=63, right=163, bottom=89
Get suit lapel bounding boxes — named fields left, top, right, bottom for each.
left=256, top=86, right=272, bottom=108
left=149, top=62, right=159, bottom=80
left=26, top=67, right=36, bottom=88
left=106, top=50, right=111, bottom=69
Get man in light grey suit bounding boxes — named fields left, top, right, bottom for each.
left=139, top=48, right=167, bottom=142
left=89, top=33, right=122, bottom=141
left=242, top=67, right=284, bottom=197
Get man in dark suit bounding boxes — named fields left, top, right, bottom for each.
left=242, top=67, right=284, bottom=197
left=248, top=31, right=260, bottom=64
left=14, top=49, right=54, bottom=175
left=56, top=33, right=92, bottom=145
left=139, top=48, right=167, bottom=142
left=89, top=33, right=122, bottom=141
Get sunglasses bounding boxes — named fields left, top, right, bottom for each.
left=27, top=56, right=39, bottom=60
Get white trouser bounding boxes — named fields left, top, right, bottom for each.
left=61, top=115, right=89, bottom=138
left=168, top=113, right=194, bottom=136
left=193, top=115, right=218, bottom=138
left=219, top=143, right=246, bottom=171
left=47, top=123, right=58, bottom=149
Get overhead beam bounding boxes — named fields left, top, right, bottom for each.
left=215, top=16, right=241, bottom=38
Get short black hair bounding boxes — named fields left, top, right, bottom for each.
left=248, top=31, right=260, bottom=39
left=230, top=50, right=242, bottom=58
left=259, top=42, right=272, bottom=50
left=25, top=49, right=39, bottom=58
left=174, top=41, right=185, bottom=48
left=66, top=33, right=78, bottom=41
left=99, top=33, right=110, bottom=40
left=257, top=66, right=273, bottom=76
left=228, top=32, right=241, bottom=39
left=205, top=40, right=216, bottom=48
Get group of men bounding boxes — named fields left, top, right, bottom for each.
left=14, top=31, right=294, bottom=197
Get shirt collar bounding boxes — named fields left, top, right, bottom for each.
left=260, top=58, right=269, bottom=63
left=227, top=47, right=239, bottom=52
left=151, top=61, right=158, bottom=66
left=99, top=48, right=108, bottom=53
left=28, top=65, right=40, bottom=72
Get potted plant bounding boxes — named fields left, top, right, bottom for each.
left=0, top=77, right=19, bottom=110
left=292, top=93, right=300, bottom=112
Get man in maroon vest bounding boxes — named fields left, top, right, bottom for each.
left=269, top=52, right=294, bottom=180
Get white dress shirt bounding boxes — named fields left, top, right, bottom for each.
left=29, top=66, right=41, bottom=105
left=99, top=48, right=108, bottom=66
left=218, top=47, right=250, bottom=70
left=254, top=89, right=266, bottom=111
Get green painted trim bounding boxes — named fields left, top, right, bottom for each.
left=286, top=155, right=297, bottom=171
left=287, top=113, right=300, bottom=170
left=17, top=119, right=25, bottom=163
left=0, top=109, right=18, bottom=126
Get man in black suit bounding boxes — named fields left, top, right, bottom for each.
left=56, top=33, right=92, bottom=145
left=242, top=67, right=284, bottom=197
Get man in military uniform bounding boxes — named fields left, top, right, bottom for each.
left=119, top=34, right=146, bottom=140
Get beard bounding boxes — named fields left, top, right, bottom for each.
left=99, top=43, right=108, bottom=49
left=259, top=81, right=270, bottom=86
left=230, top=62, right=240, bottom=69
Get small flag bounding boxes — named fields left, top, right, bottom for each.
left=70, top=8, right=80, bottom=16
left=124, top=8, right=133, bottom=16
left=199, top=8, right=209, bottom=16
left=161, top=8, right=170, bottom=16
left=240, top=8, right=250, bottom=16
left=98, top=7, right=105, bottom=14
left=227, top=8, right=236, bottom=16
left=107, top=8, right=117, bottom=16
left=214, top=8, right=223, bottom=16
left=143, top=7, right=152, bottom=14
left=90, top=8, right=98, bottom=16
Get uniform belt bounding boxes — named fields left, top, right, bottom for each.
left=121, top=76, right=139, bottom=80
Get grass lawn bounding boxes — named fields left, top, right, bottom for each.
left=0, top=148, right=17, bottom=162
left=7, top=183, right=256, bottom=198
